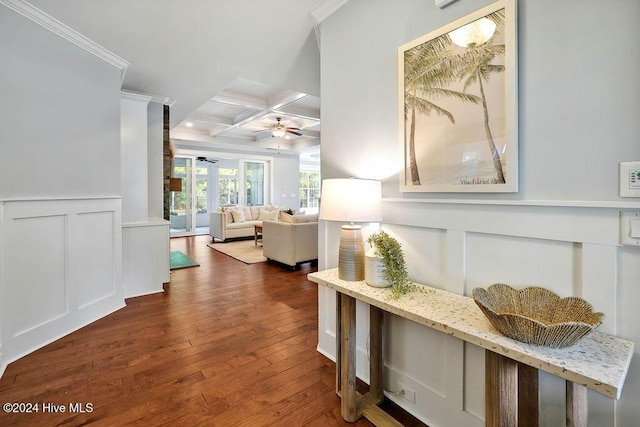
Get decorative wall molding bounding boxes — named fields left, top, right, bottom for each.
left=384, top=197, right=640, bottom=210
left=382, top=200, right=622, bottom=246
left=0, top=0, right=129, bottom=83
left=121, top=90, right=152, bottom=105
left=122, top=221, right=169, bottom=298
left=0, top=197, right=125, bottom=378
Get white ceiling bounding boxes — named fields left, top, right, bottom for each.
left=23, top=0, right=348, bottom=156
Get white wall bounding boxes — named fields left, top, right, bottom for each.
left=121, top=93, right=151, bottom=222
left=319, top=0, right=640, bottom=426
left=0, top=6, right=126, bottom=376
left=0, top=8, right=121, bottom=199
left=147, top=102, right=165, bottom=219
left=271, top=155, right=301, bottom=211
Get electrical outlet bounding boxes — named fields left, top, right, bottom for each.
left=398, top=383, right=416, bottom=404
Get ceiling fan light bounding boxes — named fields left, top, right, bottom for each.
left=272, top=129, right=285, bottom=138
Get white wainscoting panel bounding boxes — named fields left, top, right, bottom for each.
left=616, top=246, right=640, bottom=427
left=122, top=219, right=170, bottom=298
left=0, top=198, right=124, bottom=376
left=0, top=202, right=3, bottom=377
left=465, top=233, right=577, bottom=297
left=74, top=211, right=116, bottom=309
left=7, top=214, right=68, bottom=337
left=317, top=200, right=640, bottom=426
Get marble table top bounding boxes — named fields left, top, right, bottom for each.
left=308, top=268, right=634, bottom=399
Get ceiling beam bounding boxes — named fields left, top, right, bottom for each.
left=268, top=91, right=308, bottom=111
left=211, top=92, right=268, bottom=111
left=188, top=113, right=234, bottom=126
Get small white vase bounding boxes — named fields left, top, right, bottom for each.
left=364, top=252, right=391, bottom=288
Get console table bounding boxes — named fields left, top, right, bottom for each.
left=308, top=269, right=634, bottom=427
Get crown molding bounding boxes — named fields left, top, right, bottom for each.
left=121, top=90, right=152, bottom=104
left=1, top=0, right=129, bottom=84
left=122, top=89, right=173, bottom=106
left=310, top=0, right=349, bottom=48
left=311, top=0, right=349, bottom=24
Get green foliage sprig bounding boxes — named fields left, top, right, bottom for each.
left=366, top=231, right=415, bottom=300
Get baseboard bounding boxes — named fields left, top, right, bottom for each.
left=316, top=343, right=336, bottom=363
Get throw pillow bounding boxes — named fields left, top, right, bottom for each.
left=279, top=211, right=294, bottom=223
left=249, top=206, right=261, bottom=220
left=258, top=209, right=279, bottom=221
left=230, top=209, right=245, bottom=223
left=242, top=206, right=251, bottom=220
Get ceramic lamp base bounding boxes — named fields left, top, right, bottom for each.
left=338, top=225, right=365, bottom=281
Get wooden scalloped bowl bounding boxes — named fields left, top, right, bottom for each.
left=472, top=284, right=604, bottom=348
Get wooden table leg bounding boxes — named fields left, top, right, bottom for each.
left=566, top=381, right=588, bottom=427
left=336, top=294, right=398, bottom=426
left=518, top=362, right=539, bottom=427
left=369, top=306, right=384, bottom=401
left=335, top=292, right=342, bottom=395
left=485, top=350, right=518, bottom=427
left=340, top=293, right=358, bottom=422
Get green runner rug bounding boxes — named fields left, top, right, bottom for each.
left=170, top=251, right=199, bottom=270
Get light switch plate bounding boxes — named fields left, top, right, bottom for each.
left=620, top=211, right=640, bottom=245
left=620, top=161, right=640, bottom=197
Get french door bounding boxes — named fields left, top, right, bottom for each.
left=170, top=157, right=268, bottom=236
left=244, top=161, right=265, bottom=206
left=170, top=157, right=194, bottom=236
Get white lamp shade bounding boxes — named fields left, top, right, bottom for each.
left=449, top=17, right=496, bottom=48
left=319, top=178, right=382, bottom=223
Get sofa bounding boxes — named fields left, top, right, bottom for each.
left=209, top=205, right=279, bottom=242
left=262, top=213, right=318, bottom=268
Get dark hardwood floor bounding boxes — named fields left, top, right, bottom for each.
left=0, top=235, right=427, bottom=426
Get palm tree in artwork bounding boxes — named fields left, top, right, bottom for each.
left=404, top=37, right=480, bottom=185
left=450, top=10, right=507, bottom=184
left=456, top=42, right=506, bottom=183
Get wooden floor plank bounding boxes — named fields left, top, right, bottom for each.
left=0, top=235, right=427, bottom=426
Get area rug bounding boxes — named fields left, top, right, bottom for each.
left=170, top=251, right=200, bottom=270
left=207, top=240, right=266, bottom=264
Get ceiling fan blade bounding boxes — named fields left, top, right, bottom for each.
left=286, top=129, right=303, bottom=136
left=286, top=127, right=301, bottom=131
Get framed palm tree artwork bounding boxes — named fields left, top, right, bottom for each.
left=398, top=0, right=517, bottom=192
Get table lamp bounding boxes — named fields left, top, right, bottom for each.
left=319, top=178, right=382, bottom=281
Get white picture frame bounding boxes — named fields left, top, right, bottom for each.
left=399, top=0, right=518, bottom=193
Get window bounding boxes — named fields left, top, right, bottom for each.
left=245, top=162, right=265, bottom=206
left=170, top=159, right=188, bottom=216
left=219, top=168, right=238, bottom=206
left=299, top=171, right=320, bottom=212
left=195, top=167, right=208, bottom=214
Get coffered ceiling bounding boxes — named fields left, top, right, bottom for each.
left=171, top=78, right=321, bottom=154
left=19, top=0, right=350, bottom=156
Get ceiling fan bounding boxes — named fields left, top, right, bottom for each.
left=196, top=156, right=218, bottom=164
left=269, top=117, right=302, bottom=137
